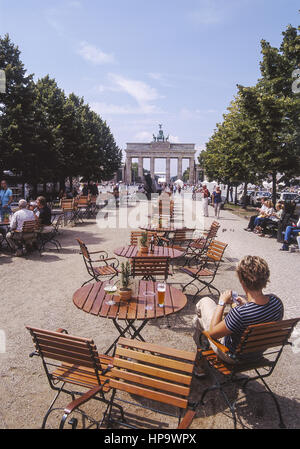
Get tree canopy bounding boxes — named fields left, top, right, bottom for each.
left=0, top=34, right=122, bottom=190
left=200, top=22, right=300, bottom=205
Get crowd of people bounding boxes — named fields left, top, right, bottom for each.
left=244, top=196, right=300, bottom=251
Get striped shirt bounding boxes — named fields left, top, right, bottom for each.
left=224, top=295, right=284, bottom=355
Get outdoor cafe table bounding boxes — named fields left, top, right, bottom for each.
left=72, top=280, right=187, bottom=355
left=114, top=245, right=184, bottom=259
left=140, top=225, right=195, bottom=234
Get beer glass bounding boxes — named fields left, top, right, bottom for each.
left=157, top=282, right=166, bottom=307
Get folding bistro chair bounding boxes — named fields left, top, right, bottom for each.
left=180, top=240, right=228, bottom=301
left=38, top=215, right=63, bottom=254
left=76, top=238, right=119, bottom=286
left=103, top=337, right=198, bottom=429
left=76, top=196, right=91, bottom=220
left=131, top=256, right=171, bottom=281
left=196, top=317, right=300, bottom=429
left=130, top=230, right=158, bottom=246
left=186, top=221, right=220, bottom=265
left=11, top=219, right=39, bottom=254
left=61, top=199, right=77, bottom=225
left=26, top=326, right=125, bottom=429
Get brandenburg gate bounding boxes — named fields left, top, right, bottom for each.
left=124, top=125, right=198, bottom=184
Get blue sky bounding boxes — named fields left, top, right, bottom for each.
left=0, top=0, right=299, bottom=170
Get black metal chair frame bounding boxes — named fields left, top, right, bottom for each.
left=181, top=242, right=227, bottom=301
left=38, top=215, right=63, bottom=254
left=26, top=326, right=125, bottom=429
left=76, top=239, right=119, bottom=286
left=196, top=318, right=300, bottom=429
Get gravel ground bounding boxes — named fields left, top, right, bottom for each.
left=0, top=197, right=299, bottom=429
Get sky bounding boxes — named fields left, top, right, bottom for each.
left=0, top=0, right=299, bottom=172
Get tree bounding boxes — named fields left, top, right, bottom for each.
left=200, top=92, right=260, bottom=207
left=0, top=34, right=36, bottom=182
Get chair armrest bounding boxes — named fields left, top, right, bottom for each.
left=89, top=250, right=109, bottom=257
left=201, top=331, right=230, bottom=353
left=63, top=384, right=106, bottom=415
left=55, top=328, right=68, bottom=334
left=177, top=409, right=196, bottom=429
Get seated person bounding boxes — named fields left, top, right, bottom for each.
left=253, top=200, right=274, bottom=232
left=280, top=215, right=300, bottom=251
left=192, top=255, right=284, bottom=372
left=257, top=202, right=284, bottom=236
left=244, top=198, right=268, bottom=231
left=6, top=199, right=36, bottom=255
left=34, top=196, right=52, bottom=228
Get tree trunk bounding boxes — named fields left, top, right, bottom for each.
left=272, top=172, right=277, bottom=207
left=242, top=182, right=248, bottom=209
left=226, top=183, right=230, bottom=203
left=234, top=186, right=238, bottom=205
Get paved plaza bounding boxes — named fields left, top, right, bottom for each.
left=0, top=197, right=299, bottom=429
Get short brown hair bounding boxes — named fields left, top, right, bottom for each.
left=37, top=196, right=47, bottom=207
left=236, top=255, right=270, bottom=291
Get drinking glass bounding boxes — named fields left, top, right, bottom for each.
left=157, top=282, right=166, bottom=307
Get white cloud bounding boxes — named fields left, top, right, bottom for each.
left=186, top=0, right=228, bottom=26
left=90, top=102, right=162, bottom=115
left=92, top=74, right=164, bottom=115
left=168, top=135, right=180, bottom=143
left=78, top=42, right=115, bottom=65
left=109, top=74, right=162, bottom=106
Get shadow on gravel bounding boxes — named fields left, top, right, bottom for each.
left=190, top=374, right=300, bottom=429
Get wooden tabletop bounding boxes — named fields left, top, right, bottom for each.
left=114, top=245, right=184, bottom=259
left=73, top=280, right=187, bottom=321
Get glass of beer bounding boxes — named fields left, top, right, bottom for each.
left=157, top=282, right=166, bottom=307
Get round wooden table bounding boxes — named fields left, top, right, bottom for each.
left=73, top=280, right=187, bottom=355
left=114, top=245, right=184, bottom=259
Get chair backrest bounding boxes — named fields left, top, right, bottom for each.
left=77, top=196, right=90, bottom=206
left=131, top=256, right=170, bottom=280
left=61, top=199, right=74, bottom=211
left=110, top=338, right=196, bottom=410
left=171, top=229, right=194, bottom=244
left=130, top=231, right=157, bottom=246
left=26, top=326, right=104, bottom=386
left=206, top=240, right=227, bottom=266
left=52, top=214, right=63, bottom=231
left=76, top=238, right=91, bottom=261
left=22, top=220, right=38, bottom=233
left=235, top=318, right=300, bottom=357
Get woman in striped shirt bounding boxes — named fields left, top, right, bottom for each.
left=193, top=255, right=284, bottom=367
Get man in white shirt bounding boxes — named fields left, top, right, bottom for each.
left=6, top=199, right=36, bottom=255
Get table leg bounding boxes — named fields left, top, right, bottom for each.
left=104, top=319, right=148, bottom=355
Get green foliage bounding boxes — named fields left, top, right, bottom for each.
left=200, top=22, right=300, bottom=200
left=121, top=261, right=131, bottom=289
left=140, top=232, right=148, bottom=247
left=0, top=34, right=122, bottom=185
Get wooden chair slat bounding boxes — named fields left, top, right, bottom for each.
left=110, top=367, right=190, bottom=396
left=26, top=326, right=94, bottom=344
left=118, top=337, right=196, bottom=362
left=113, top=357, right=192, bottom=385
left=115, top=347, right=194, bottom=373
left=109, top=379, right=188, bottom=409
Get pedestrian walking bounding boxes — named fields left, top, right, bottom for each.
left=212, top=186, right=222, bottom=218
left=201, top=184, right=210, bottom=217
